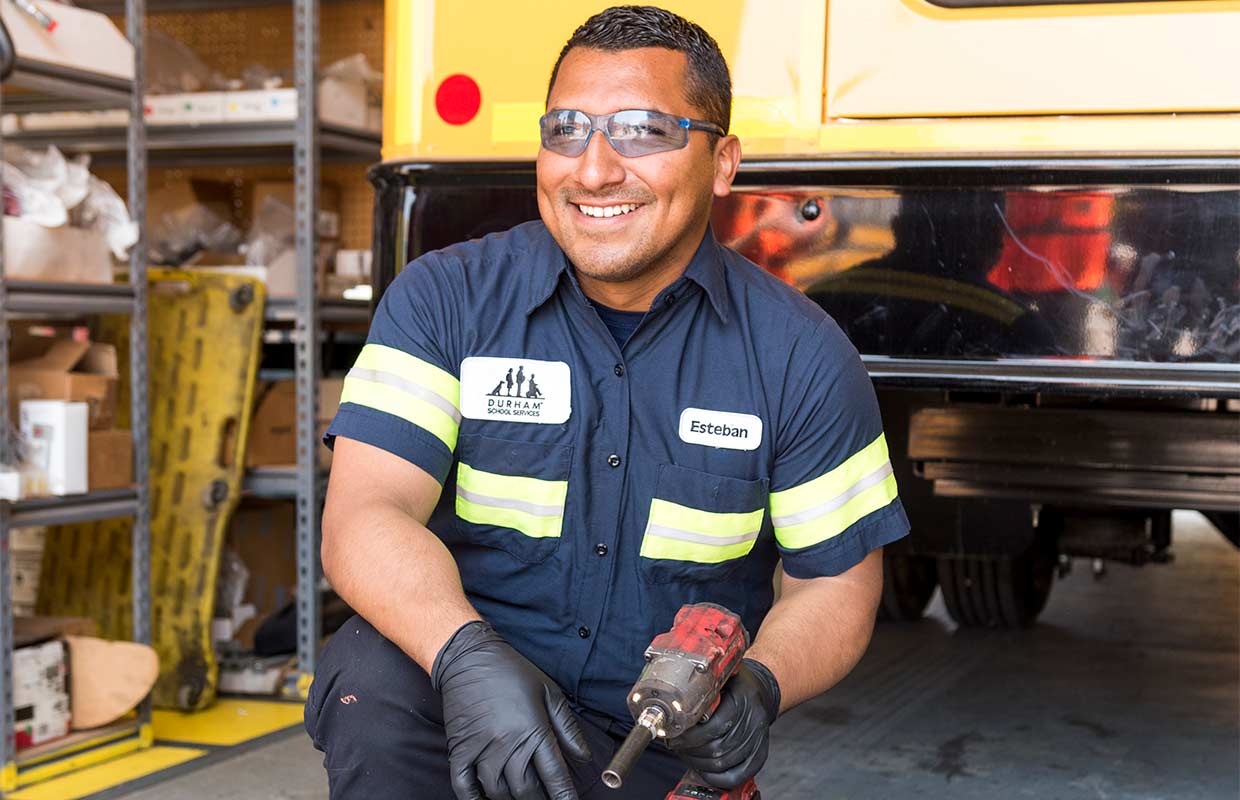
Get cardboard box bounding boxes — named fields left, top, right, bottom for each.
left=14, top=640, right=70, bottom=750
left=11, top=551, right=41, bottom=607
left=88, top=430, right=133, bottom=492
left=20, top=401, right=88, bottom=497
left=245, top=378, right=344, bottom=469
left=3, top=218, right=114, bottom=285
left=224, top=502, right=297, bottom=648
left=9, top=340, right=119, bottom=430
left=0, top=2, right=133, bottom=82
left=320, top=76, right=370, bottom=130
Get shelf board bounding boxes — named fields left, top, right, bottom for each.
left=4, top=59, right=133, bottom=112
left=15, top=718, right=142, bottom=768
left=5, top=120, right=381, bottom=165
left=264, top=296, right=369, bottom=324
left=2, top=280, right=136, bottom=315
left=9, top=488, right=138, bottom=528
left=243, top=466, right=327, bottom=499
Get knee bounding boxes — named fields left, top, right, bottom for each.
left=305, top=615, right=442, bottom=753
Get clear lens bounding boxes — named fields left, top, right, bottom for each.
left=607, top=110, right=687, bottom=156
left=540, top=110, right=593, bottom=156
left=539, top=109, right=691, bottom=157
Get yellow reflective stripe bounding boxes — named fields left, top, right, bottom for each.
left=640, top=500, right=763, bottom=563
left=456, top=494, right=563, bottom=538
left=354, top=344, right=460, bottom=408
left=769, top=434, right=899, bottom=549
left=339, top=344, right=461, bottom=450
left=456, top=463, right=568, bottom=508
left=455, top=462, right=567, bottom=539
left=773, top=471, right=898, bottom=550
left=341, top=375, right=459, bottom=451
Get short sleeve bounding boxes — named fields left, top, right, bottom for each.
left=324, top=253, right=463, bottom=484
left=768, top=319, right=910, bottom=578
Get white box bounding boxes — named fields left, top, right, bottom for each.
left=146, top=92, right=226, bottom=126
left=334, top=249, right=372, bottom=280
left=14, top=640, right=70, bottom=750
left=20, top=400, right=88, bottom=496
left=223, top=89, right=297, bottom=123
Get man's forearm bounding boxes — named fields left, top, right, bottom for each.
left=322, top=501, right=481, bottom=673
left=744, top=548, right=884, bottom=712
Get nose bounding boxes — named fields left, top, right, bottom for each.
left=574, top=129, right=627, bottom=193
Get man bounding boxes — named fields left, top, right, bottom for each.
left=306, top=6, right=909, bottom=800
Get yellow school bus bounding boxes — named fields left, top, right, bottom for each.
left=372, top=0, right=1240, bottom=627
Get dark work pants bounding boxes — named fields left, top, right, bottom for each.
left=305, top=615, right=687, bottom=799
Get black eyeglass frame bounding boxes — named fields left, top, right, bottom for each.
left=538, top=108, right=727, bottom=158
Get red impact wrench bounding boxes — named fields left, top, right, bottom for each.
left=601, top=603, right=761, bottom=800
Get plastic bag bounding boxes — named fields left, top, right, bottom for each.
left=146, top=29, right=223, bottom=93
left=72, top=177, right=139, bottom=260
left=244, top=194, right=296, bottom=268
left=2, top=162, right=67, bottom=227
left=150, top=204, right=243, bottom=266
left=6, top=145, right=90, bottom=212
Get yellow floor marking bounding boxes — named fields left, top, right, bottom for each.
left=153, top=698, right=304, bottom=746
left=8, top=746, right=204, bottom=800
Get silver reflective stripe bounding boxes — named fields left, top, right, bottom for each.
left=347, top=366, right=462, bottom=423
left=643, top=524, right=760, bottom=547
left=456, top=486, right=563, bottom=518
left=771, top=461, right=894, bottom=529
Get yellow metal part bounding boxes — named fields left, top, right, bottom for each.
left=296, top=670, right=315, bottom=700
left=383, top=0, right=1240, bottom=161
left=14, top=732, right=152, bottom=791
left=152, top=698, right=305, bottom=747
left=7, top=746, right=204, bottom=799
left=2, top=760, right=16, bottom=793
left=39, top=269, right=267, bottom=711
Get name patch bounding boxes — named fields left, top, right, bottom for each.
left=460, top=356, right=571, bottom=424
left=678, top=408, right=762, bottom=451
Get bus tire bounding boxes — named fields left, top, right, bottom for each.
left=879, top=551, right=939, bottom=621
left=936, top=542, right=1055, bottom=629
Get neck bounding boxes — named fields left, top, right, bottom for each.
left=575, top=222, right=708, bottom=312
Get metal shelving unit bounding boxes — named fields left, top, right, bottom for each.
left=0, top=0, right=150, bottom=790
left=7, top=0, right=369, bottom=700
left=6, top=121, right=379, bottom=166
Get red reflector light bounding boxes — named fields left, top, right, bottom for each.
left=435, top=74, right=481, bottom=125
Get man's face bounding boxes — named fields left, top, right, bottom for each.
left=537, top=47, right=737, bottom=288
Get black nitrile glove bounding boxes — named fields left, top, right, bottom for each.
left=665, top=658, right=781, bottom=789
left=431, top=620, right=592, bottom=800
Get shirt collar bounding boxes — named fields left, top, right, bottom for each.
left=525, top=223, right=730, bottom=324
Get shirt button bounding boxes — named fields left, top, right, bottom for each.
left=578, top=626, right=591, bottom=639
left=607, top=454, right=622, bottom=468
left=613, top=364, right=625, bottom=377
left=595, top=543, right=608, bottom=556
left=664, top=294, right=676, bottom=307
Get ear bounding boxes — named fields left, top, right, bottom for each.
left=711, top=134, right=742, bottom=198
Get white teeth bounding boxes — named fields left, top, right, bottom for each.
left=577, top=203, right=638, bottom=218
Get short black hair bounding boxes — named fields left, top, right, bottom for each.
left=546, top=5, right=732, bottom=137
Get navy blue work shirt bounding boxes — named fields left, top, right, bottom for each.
left=326, top=220, right=910, bottom=726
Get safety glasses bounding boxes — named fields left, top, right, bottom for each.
left=539, top=109, right=725, bottom=158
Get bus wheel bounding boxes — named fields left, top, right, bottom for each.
left=936, top=542, right=1055, bottom=629
left=878, top=552, right=939, bottom=621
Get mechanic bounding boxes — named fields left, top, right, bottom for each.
left=305, top=6, right=910, bottom=799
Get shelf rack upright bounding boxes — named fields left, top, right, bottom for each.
left=0, top=0, right=151, bottom=789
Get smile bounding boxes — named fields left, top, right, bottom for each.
left=576, top=202, right=641, bottom=218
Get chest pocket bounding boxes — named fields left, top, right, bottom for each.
left=454, top=434, right=571, bottom=563
left=639, top=463, right=769, bottom=584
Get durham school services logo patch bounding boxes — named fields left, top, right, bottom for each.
left=460, top=357, right=571, bottom=424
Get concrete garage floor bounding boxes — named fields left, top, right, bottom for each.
left=126, top=511, right=1239, bottom=799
